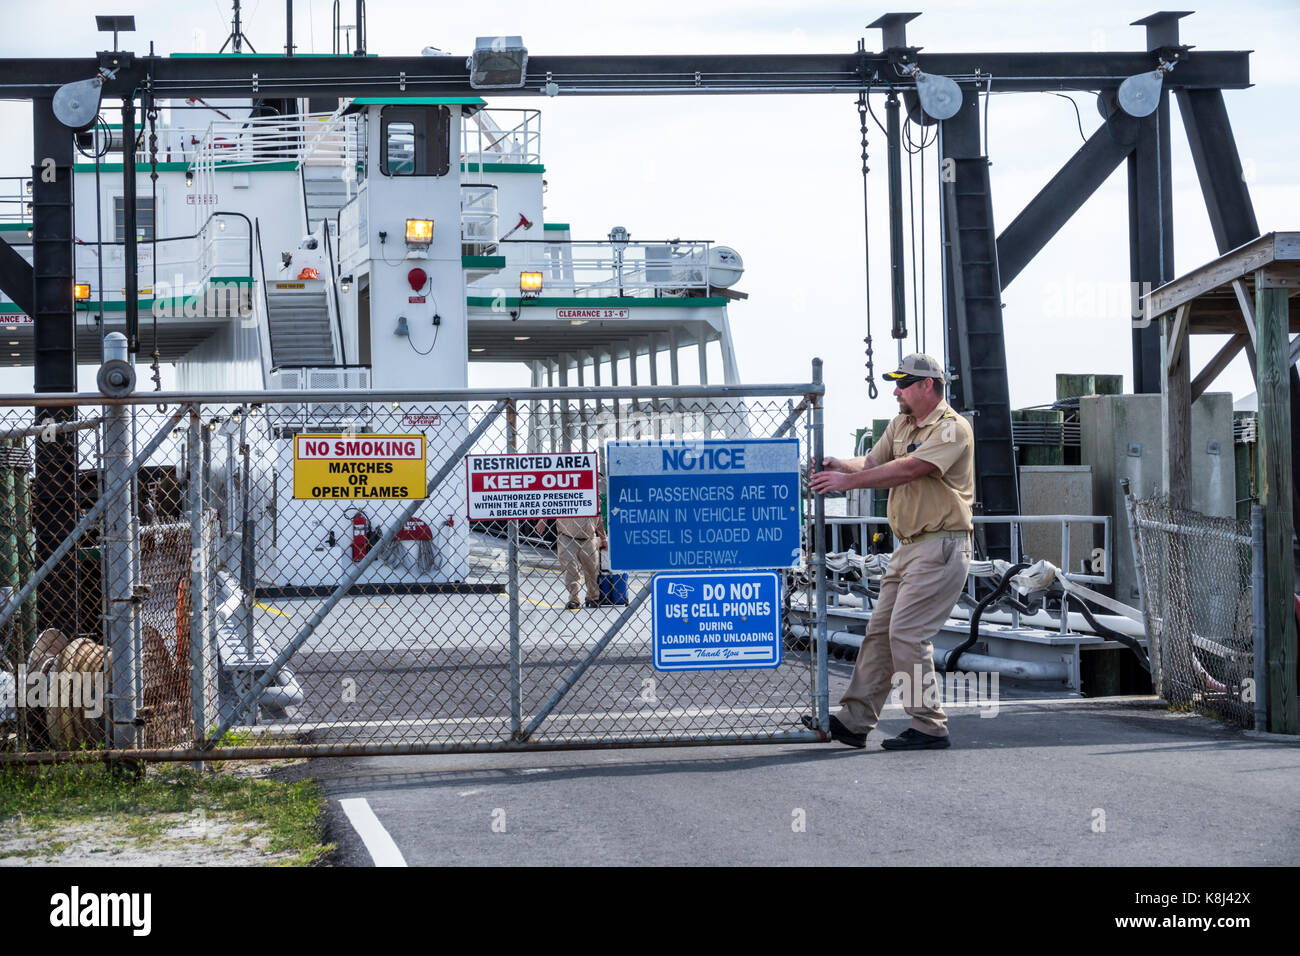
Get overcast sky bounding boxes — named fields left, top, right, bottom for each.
left=1, top=0, right=1296, bottom=447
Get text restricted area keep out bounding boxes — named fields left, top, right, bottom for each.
left=606, top=438, right=801, bottom=571
left=293, top=434, right=427, bottom=500
left=466, top=451, right=598, bottom=521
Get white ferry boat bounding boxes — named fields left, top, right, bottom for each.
left=0, top=78, right=749, bottom=590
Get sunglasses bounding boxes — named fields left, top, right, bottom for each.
left=888, top=374, right=928, bottom=388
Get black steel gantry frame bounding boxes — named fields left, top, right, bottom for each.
left=0, top=8, right=1267, bottom=572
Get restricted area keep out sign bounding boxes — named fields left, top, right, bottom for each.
left=293, top=434, right=427, bottom=500
left=467, top=452, right=598, bottom=521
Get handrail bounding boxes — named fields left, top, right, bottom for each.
left=254, top=219, right=274, bottom=356
left=68, top=209, right=254, bottom=277
left=321, top=218, right=347, bottom=365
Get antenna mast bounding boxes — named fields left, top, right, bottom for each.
left=218, top=0, right=258, bottom=54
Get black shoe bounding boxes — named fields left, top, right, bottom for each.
left=565, top=600, right=581, bottom=610
left=584, top=598, right=600, bottom=608
left=801, top=713, right=867, bottom=749
left=881, top=728, right=951, bottom=750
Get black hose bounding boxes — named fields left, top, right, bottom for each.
left=942, top=562, right=1029, bottom=673
left=1065, top=594, right=1152, bottom=673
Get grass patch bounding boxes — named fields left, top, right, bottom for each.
left=0, top=760, right=333, bottom=866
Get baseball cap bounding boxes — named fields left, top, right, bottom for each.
left=882, top=353, right=947, bottom=382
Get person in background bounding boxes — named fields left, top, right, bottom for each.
left=536, top=513, right=607, bottom=610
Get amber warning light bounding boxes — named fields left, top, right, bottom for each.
left=405, top=219, right=434, bottom=247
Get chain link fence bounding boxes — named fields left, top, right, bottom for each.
left=1, top=382, right=827, bottom=762
left=1130, top=495, right=1255, bottom=726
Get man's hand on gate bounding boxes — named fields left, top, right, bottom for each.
left=809, top=467, right=853, bottom=494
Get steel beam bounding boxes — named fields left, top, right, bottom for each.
left=0, top=50, right=1253, bottom=101
left=0, top=240, right=34, bottom=317
left=939, top=85, right=981, bottom=411
left=1127, top=100, right=1173, bottom=395
left=31, top=97, right=78, bottom=637
left=998, top=111, right=1139, bottom=289
left=1177, top=88, right=1260, bottom=252
left=886, top=92, right=907, bottom=345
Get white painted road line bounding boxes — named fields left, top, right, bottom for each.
left=339, top=798, right=407, bottom=867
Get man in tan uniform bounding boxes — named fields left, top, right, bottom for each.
left=536, top=514, right=607, bottom=609
left=806, top=353, right=974, bottom=750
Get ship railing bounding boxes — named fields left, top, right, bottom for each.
left=492, top=239, right=714, bottom=297
left=460, top=108, right=542, bottom=172
left=0, top=212, right=255, bottom=312
left=78, top=121, right=232, bottom=167
left=460, top=184, right=499, bottom=253
left=191, top=111, right=353, bottom=207
left=0, top=176, right=33, bottom=223
left=266, top=366, right=374, bottom=434
left=823, top=512, right=1113, bottom=588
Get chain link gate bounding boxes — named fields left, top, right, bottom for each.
left=1, top=374, right=831, bottom=763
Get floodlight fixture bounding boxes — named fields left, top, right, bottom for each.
left=469, top=36, right=528, bottom=90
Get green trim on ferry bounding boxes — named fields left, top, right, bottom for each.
left=0, top=224, right=32, bottom=233
left=542, top=223, right=570, bottom=231
left=72, top=277, right=255, bottom=312
left=460, top=162, right=545, bottom=175
left=466, top=295, right=727, bottom=309
left=461, top=256, right=506, bottom=269
left=73, top=160, right=300, bottom=173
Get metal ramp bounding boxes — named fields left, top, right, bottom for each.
left=265, top=278, right=338, bottom=367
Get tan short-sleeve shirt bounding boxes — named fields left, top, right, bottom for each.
left=554, top=514, right=605, bottom=540
left=866, top=400, right=974, bottom=539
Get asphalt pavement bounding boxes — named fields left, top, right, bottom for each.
left=291, top=679, right=1300, bottom=866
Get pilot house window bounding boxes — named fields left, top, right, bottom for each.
left=380, top=106, right=450, bottom=177
left=113, top=195, right=155, bottom=241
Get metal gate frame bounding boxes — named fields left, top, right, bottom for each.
left=1, top=364, right=831, bottom=763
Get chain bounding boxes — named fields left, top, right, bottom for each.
left=146, top=94, right=163, bottom=395
left=858, top=91, right=878, bottom=400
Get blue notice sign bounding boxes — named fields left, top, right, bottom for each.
left=652, top=571, right=782, bottom=671
left=606, top=438, right=801, bottom=572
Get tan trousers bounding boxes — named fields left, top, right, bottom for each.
left=838, top=535, right=971, bottom=738
left=557, top=533, right=599, bottom=602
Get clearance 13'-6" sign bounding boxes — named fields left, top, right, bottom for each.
left=293, top=434, right=427, bottom=500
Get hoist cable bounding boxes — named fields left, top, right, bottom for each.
left=906, top=118, right=919, bottom=355
left=919, top=119, right=927, bottom=355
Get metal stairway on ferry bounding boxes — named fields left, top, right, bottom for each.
left=302, top=167, right=351, bottom=234
left=265, top=282, right=337, bottom=367
left=256, top=218, right=343, bottom=370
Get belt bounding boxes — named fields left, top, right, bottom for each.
left=897, top=529, right=971, bottom=546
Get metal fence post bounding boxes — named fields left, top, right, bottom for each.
left=1251, top=504, right=1268, bottom=731
left=101, top=338, right=139, bottom=754
left=507, top=399, right=522, bottom=739
left=811, top=359, right=829, bottom=729
left=238, top=405, right=257, bottom=726
left=188, top=407, right=208, bottom=754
